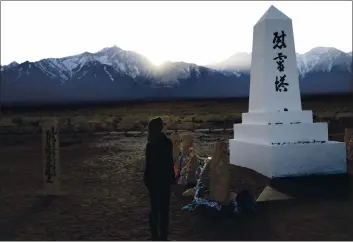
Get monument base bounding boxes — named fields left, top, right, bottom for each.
left=229, top=139, right=347, bottom=178
left=256, top=186, right=294, bottom=202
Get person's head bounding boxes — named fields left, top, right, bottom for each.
left=147, top=117, right=166, bottom=142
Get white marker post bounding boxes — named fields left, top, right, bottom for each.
left=249, top=5, right=302, bottom=113
left=229, top=5, right=346, bottom=178
left=42, top=118, right=61, bottom=195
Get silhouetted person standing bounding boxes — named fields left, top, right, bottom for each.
left=144, top=117, right=176, bottom=241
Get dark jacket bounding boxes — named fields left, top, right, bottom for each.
left=144, top=132, right=176, bottom=189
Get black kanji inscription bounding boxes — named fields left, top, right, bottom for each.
left=275, top=74, right=289, bottom=92
left=273, top=31, right=287, bottom=49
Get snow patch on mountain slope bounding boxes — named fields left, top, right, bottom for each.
left=221, top=70, right=242, bottom=77
left=77, top=71, right=88, bottom=80
left=103, top=66, right=114, bottom=81
left=37, top=60, right=71, bottom=82
left=153, top=62, right=201, bottom=84
left=209, top=52, right=251, bottom=73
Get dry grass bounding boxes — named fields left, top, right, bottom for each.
left=1, top=98, right=353, bottom=135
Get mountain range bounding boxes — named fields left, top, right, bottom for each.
left=1, top=46, right=352, bottom=105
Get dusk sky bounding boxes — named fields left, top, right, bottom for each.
left=1, top=1, right=352, bottom=66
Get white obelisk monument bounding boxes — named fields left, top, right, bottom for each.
left=229, top=5, right=347, bottom=178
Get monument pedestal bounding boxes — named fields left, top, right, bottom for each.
left=231, top=112, right=346, bottom=178
left=230, top=138, right=346, bottom=178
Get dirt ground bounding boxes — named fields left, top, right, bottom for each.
left=0, top=131, right=352, bottom=241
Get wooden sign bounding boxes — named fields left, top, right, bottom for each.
left=344, top=128, right=353, bottom=143
left=170, top=133, right=181, bottom=165
left=42, top=119, right=61, bottom=195
left=181, top=135, right=194, bottom=156
left=345, top=128, right=353, bottom=161
left=187, top=148, right=198, bottom=185
left=209, top=142, right=230, bottom=203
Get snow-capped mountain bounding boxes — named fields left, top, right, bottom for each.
left=0, top=61, right=19, bottom=72
left=208, top=47, right=352, bottom=76
left=30, top=46, right=156, bottom=83
left=3, top=46, right=206, bottom=86
left=208, top=52, right=252, bottom=73
left=1, top=46, right=352, bottom=105
left=207, top=47, right=352, bottom=95
left=296, top=47, right=352, bottom=76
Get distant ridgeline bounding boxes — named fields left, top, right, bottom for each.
left=0, top=46, right=352, bottom=106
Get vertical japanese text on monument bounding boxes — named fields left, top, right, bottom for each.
left=273, top=30, right=289, bottom=92
left=44, top=127, right=58, bottom=184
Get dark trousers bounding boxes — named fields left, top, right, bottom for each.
left=148, top=185, right=171, bottom=241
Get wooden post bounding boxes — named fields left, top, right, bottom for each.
left=0, top=75, right=2, bottom=119
left=170, top=133, right=181, bottom=165
left=181, top=135, right=194, bottom=156
left=345, top=128, right=353, bottom=161
left=344, top=128, right=353, bottom=143
left=42, top=118, right=61, bottom=195
left=187, top=148, right=198, bottom=185
left=209, top=141, right=230, bottom=203
left=67, top=118, right=72, bottom=134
